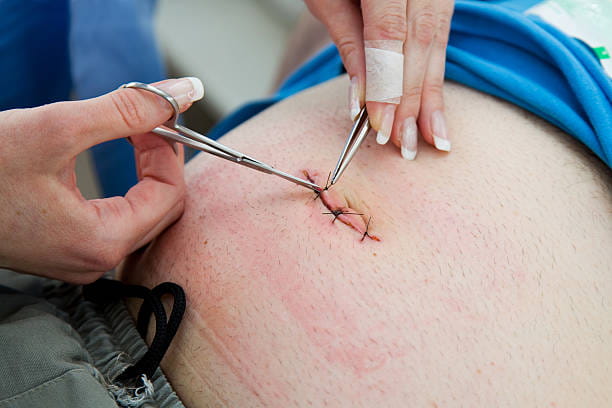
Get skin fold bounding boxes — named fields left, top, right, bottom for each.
left=121, top=76, right=612, bottom=408
left=303, top=169, right=378, bottom=240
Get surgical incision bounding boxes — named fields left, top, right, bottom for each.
left=303, top=170, right=380, bottom=242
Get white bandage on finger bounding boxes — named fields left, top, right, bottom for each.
left=364, top=40, right=404, bottom=104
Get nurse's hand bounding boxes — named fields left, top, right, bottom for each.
left=0, top=77, right=203, bottom=284
left=305, top=0, right=454, bottom=159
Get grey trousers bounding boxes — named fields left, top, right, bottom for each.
left=0, top=269, right=185, bottom=408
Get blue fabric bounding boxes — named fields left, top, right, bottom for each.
left=0, top=0, right=71, bottom=109
left=69, top=0, right=164, bottom=100
left=0, top=0, right=165, bottom=197
left=70, top=0, right=165, bottom=197
left=209, top=0, right=612, bottom=169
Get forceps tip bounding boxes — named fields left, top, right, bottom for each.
left=312, top=184, right=324, bottom=193
left=328, top=172, right=340, bottom=186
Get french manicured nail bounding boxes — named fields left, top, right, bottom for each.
left=348, top=76, right=361, bottom=120
left=156, top=77, right=205, bottom=109
left=432, top=110, right=450, bottom=152
left=376, top=104, right=396, bottom=145
left=401, top=117, right=417, bottom=160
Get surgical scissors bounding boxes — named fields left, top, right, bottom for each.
left=121, top=82, right=323, bottom=193
left=329, top=106, right=371, bottom=186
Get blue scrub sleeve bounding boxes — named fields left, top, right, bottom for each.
left=70, top=0, right=166, bottom=197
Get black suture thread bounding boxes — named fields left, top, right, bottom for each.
left=361, top=216, right=373, bottom=241
left=311, top=172, right=331, bottom=201
left=322, top=210, right=363, bottom=223
left=313, top=172, right=373, bottom=239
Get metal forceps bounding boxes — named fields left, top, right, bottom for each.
left=121, top=82, right=323, bottom=193
left=329, top=106, right=371, bottom=186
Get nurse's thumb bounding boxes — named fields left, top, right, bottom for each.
left=80, top=77, right=205, bottom=148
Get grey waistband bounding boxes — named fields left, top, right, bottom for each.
left=7, top=270, right=186, bottom=408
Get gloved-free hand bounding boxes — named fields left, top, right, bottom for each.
left=0, top=77, right=203, bottom=283
left=306, top=0, right=454, bottom=159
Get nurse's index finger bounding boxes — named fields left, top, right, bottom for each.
left=85, top=132, right=186, bottom=266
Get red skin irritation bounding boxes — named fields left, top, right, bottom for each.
left=304, top=170, right=381, bottom=241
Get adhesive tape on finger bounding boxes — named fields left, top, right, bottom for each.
left=364, top=40, right=404, bottom=104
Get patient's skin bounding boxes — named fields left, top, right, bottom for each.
left=121, top=77, right=612, bottom=407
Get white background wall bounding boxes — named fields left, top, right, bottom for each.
left=155, top=0, right=305, bottom=117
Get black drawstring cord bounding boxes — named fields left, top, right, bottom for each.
left=126, top=282, right=186, bottom=382
left=83, top=278, right=186, bottom=385
left=136, top=282, right=186, bottom=345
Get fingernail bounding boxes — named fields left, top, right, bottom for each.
left=432, top=110, right=450, bottom=152
left=401, top=117, right=417, bottom=160
left=348, top=76, right=361, bottom=120
left=376, top=104, right=395, bottom=145
left=156, top=77, right=205, bottom=109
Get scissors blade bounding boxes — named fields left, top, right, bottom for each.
left=329, top=107, right=371, bottom=186
left=152, top=127, right=237, bottom=162
left=124, top=81, right=322, bottom=192
left=152, top=127, right=322, bottom=193
left=174, top=124, right=246, bottom=159
left=240, top=158, right=323, bottom=192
